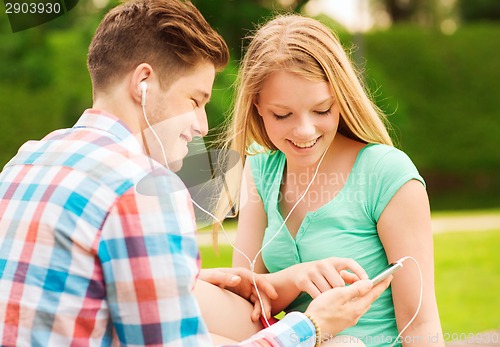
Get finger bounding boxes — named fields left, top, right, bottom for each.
left=332, top=258, right=369, bottom=280
left=252, top=275, right=278, bottom=300
left=251, top=289, right=273, bottom=319
left=353, top=276, right=392, bottom=309
left=309, top=269, right=343, bottom=293
left=340, top=270, right=361, bottom=284
left=302, top=280, right=322, bottom=299
left=367, top=276, right=392, bottom=300
left=251, top=300, right=262, bottom=322
left=199, top=268, right=241, bottom=288
left=322, top=268, right=346, bottom=288
left=343, top=279, right=373, bottom=301
left=218, top=274, right=241, bottom=288
left=349, top=276, right=392, bottom=318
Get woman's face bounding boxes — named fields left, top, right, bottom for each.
left=254, top=70, right=340, bottom=168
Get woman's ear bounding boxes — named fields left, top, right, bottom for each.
left=253, top=96, right=263, bottom=117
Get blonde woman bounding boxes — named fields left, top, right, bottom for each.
left=212, top=14, right=444, bottom=347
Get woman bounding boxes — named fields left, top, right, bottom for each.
left=214, top=14, right=444, bottom=347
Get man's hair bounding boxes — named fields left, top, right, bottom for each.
left=87, top=0, right=229, bottom=93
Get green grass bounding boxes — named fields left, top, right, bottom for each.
left=431, top=208, right=500, bottom=218
left=200, top=229, right=500, bottom=335
left=434, top=230, right=500, bottom=335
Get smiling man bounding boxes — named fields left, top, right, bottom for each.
left=0, top=1, right=390, bottom=346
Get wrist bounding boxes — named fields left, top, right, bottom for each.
left=304, top=313, right=322, bottom=347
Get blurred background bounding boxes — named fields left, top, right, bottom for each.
left=1, top=0, right=499, bottom=341
left=1, top=0, right=499, bottom=209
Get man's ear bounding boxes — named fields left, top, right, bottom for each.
left=130, top=63, right=153, bottom=106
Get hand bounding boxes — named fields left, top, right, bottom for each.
left=304, top=276, right=392, bottom=336
left=287, top=257, right=369, bottom=298
left=198, top=267, right=278, bottom=321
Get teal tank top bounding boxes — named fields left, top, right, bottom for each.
left=248, top=143, right=425, bottom=347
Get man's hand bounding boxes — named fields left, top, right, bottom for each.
left=305, top=276, right=392, bottom=336
left=198, top=268, right=278, bottom=321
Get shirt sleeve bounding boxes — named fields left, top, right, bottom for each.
left=369, top=147, right=425, bottom=222
left=223, top=312, right=316, bottom=347
left=98, top=169, right=316, bottom=347
left=98, top=171, right=212, bottom=346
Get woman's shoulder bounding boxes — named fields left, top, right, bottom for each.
left=359, top=143, right=423, bottom=188
left=360, top=143, right=414, bottom=167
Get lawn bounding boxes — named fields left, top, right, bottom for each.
left=434, top=229, right=500, bottom=335
left=199, top=229, right=500, bottom=335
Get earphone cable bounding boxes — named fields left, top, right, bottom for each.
left=390, top=256, right=423, bottom=347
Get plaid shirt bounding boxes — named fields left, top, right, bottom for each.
left=0, top=109, right=315, bottom=346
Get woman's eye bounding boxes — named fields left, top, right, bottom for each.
left=273, top=112, right=291, bottom=120
left=316, top=107, right=332, bottom=115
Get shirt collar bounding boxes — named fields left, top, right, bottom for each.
left=75, top=109, right=145, bottom=155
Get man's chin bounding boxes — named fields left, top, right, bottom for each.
left=167, top=159, right=183, bottom=172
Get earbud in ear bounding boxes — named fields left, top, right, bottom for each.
left=139, top=81, right=148, bottom=106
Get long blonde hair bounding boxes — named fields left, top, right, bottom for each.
left=213, top=14, right=393, bottom=243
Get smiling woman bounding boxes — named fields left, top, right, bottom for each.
left=206, top=13, right=445, bottom=347
left=254, top=70, right=340, bottom=170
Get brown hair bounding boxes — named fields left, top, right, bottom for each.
left=87, top=0, right=229, bottom=94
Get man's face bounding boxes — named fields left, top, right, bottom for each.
left=144, top=61, right=215, bottom=172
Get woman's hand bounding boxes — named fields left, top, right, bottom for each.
left=287, top=257, right=369, bottom=298
left=198, top=267, right=278, bottom=321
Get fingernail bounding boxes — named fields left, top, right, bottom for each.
left=230, top=275, right=239, bottom=282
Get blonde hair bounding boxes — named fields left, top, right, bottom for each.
left=213, top=14, right=393, bottom=242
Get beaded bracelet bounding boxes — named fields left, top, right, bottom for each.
left=304, top=313, right=322, bottom=347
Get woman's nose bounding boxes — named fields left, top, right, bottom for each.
left=293, top=115, right=316, bottom=139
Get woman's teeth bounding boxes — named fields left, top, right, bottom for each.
left=291, top=138, right=318, bottom=148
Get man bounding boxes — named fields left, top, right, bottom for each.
left=0, top=0, right=390, bottom=346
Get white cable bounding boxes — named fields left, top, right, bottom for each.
left=142, top=102, right=282, bottom=325
left=390, top=256, right=423, bottom=347
left=190, top=142, right=331, bottom=327
left=142, top=105, right=170, bottom=170
left=141, top=113, right=422, bottom=339
left=255, top=144, right=330, bottom=263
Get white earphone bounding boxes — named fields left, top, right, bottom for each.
left=139, top=81, right=148, bottom=106
left=139, top=80, right=170, bottom=169
left=137, top=79, right=422, bottom=341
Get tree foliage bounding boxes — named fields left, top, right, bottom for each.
left=459, top=0, right=500, bottom=22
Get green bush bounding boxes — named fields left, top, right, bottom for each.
left=361, top=24, right=500, bottom=209
left=1, top=17, right=498, bottom=210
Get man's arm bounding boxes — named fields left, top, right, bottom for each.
left=98, top=183, right=213, bottom=346
left=98, top=173, right=389, bottom=346
left=98, top=176, right=315, bottom=347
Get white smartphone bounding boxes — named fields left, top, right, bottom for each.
left=370, top=262, right=403, bottom=285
